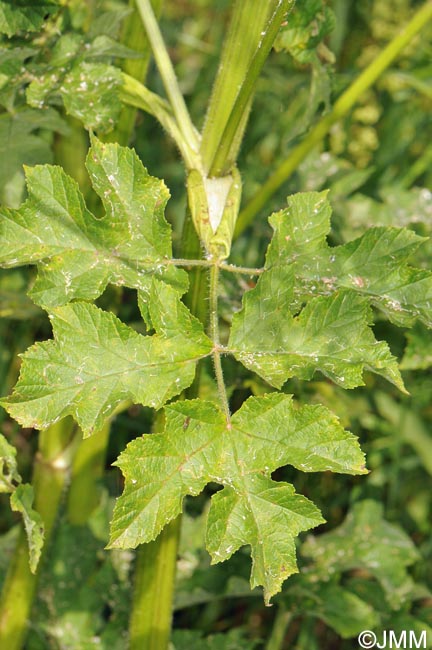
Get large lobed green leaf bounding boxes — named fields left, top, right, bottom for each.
left=28, top=519, right=130, bottom=648
left=1, top=282, right=212, bottom=436
left=266, top=191, right=432, bottom=327
left=227, top=190, right=432, bottom=391
left=229, top=267, right=404, bottom=391
left=0, top=137, right=187, bottom=307
left=109, top=392, right=366, bottom=603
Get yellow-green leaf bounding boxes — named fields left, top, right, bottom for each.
left=267, top=192, right=432, bottom=327
left=0, top=137, right=187, bottom=308
left=229, top=267, right=404, bottom=391
left=109, top=393, right=366, bottom=603
left=1, top=282, right=212, bottom=436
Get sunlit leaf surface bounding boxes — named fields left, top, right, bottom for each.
left=109, top=393, right=366, bottom=602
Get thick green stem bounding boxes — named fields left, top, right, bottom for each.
left=0, top=418, right=79, bottom=649
left=235, top=0, right=432, bottom=236
left=206, top=1, right=292, bottom=177
left=265, top=606, right=294, bottom=650
left=134, top=0, right=199, bottom=158
left=201, top=0, right=293, bottom=176
left=66, top=421, right=110, bottom=525
left=130, top=516, right=181, bottom=650
left=67, top=402, right=132, bottom=525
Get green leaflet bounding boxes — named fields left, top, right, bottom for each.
left=336, top=186, right=432, bottom=242
left=302, top=500, right=420, bottom=609
left=109, top=393, right=366, bottom=603
left=273, top=0, right=334, bottom=130
left=10, top=484, right=44, bottom=574
left=0, top=46, right=35, bottom=101
left=0, top=137, right=187, bottom=307
left=206, top=477, right=322, bottom=606
left=266, top=192, right=432, bottom=327
left=228, top=267, right=404, bottom=391
left=0, top=1, right=59, bottom=37
left=1, top=282, right=212, bottom=436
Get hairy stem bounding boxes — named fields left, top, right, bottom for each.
left=0, top=419, right=79, bottom=650
left=135, top=0, right=200, bottom=160
left=201, top=0, right=293, bottom=176
left=219, top=262, right=264, bottom=276
left=120, top=75, right=198, bottom=168
left=210, top=264, right=231, bottom=423
left=235, top=0, right=432, bottom=236
left=169, top=258, right=263, bottom=275
left=207, top=1, right=292, bottom=177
